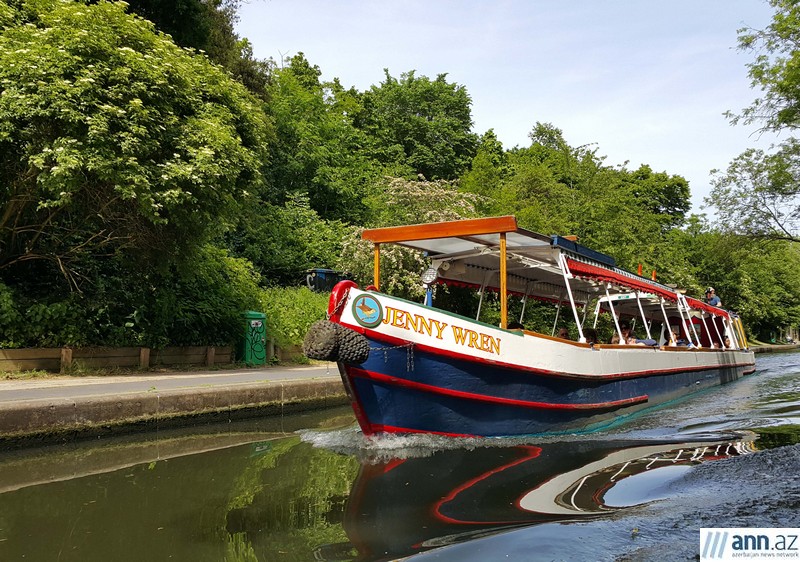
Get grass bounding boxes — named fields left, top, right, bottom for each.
left=0, top=369, right=55, bottom=380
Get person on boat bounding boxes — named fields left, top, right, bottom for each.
left=507, top=321, right=525, bottom=332
left=584, top=328, right=600, bottom=345
left=670, top=327, right=693, bottom=347
left=705, top=287, right=722, bottom=307
left=619, top=322, right=657, bottom=346
left=611, top=322, right=634, bottom=344
left=558, top=327, right=570, bottom=340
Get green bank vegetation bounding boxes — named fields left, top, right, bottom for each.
left=2, top=0, right=800, bottom=351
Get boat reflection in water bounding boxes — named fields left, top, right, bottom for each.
left=336, top=435, right=756, bottom=561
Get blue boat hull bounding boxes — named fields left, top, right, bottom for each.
left=340, top=338, right=754, bottom=437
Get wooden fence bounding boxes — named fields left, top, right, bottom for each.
left=0, top=346, right=233, bottom=373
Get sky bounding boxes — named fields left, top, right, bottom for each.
left=236, top=1, right=781, bottom=213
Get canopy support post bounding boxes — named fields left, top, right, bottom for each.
left=500, top=232, right=508, bottom=329
left=476, top=271, right=492, bottom=321
left=519, top=281, right=532, bottom=323
left=635, top=291, right=652, bottom=340
left=725, top=317, right=741, bottom=350
left=558, top=254, right=585, bottom=343
left=675, top=295, right=696, bottom=346
left=659, top=298, right=675, bottom=345
left=581, top=295, right=590, bottom=328
left=551, top=292, right=564, bottom=336
left=373, top=243, right=381, bottom=291
left=605, top=284, right=623, bottom=343
left=593, top=300, right=601, bottom=329
left=712, top=316, right=725, bottom=348
left=678, top=294, right=701, bottom=346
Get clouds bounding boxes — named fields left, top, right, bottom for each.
left=236, top=0, right=778, bottom=211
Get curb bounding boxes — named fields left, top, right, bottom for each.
left=0, top=378, right=348, bottom=445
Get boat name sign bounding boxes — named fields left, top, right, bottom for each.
left=352, top=294, right=502, bottom=355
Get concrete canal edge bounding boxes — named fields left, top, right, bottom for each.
left=752, top=343, right=800, bottom=354
left=0, top=378, right=349, bottom=446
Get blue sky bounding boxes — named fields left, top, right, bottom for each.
left=236, top=1, right=779, bottom=213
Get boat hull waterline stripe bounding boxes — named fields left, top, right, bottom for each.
left=348, top=367, right=650, bottom=411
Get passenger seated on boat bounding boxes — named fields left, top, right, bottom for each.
left=670, top=330, right=693, bottom=347
left=558, top=327, right=570, bottom=340
left=584, top=328, right=600, bottom=345
left=618, top=322, right=657, bottom=346
left=507, top=321, right=525, bottom=332
left=619, top=322, right=636, bottom=344
left=634, top=337, right=658, bottom=346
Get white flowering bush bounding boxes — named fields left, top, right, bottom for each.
left=338, top=177, right=485, bottom=299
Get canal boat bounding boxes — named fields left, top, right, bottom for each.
left=307, top=215, right=755, bottom=437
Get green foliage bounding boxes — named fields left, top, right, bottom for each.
left=708, top=140, right=800, bottom=242
left=711, top=0, right=800, bottom=251
left=459, top=129, right=509, bottom=214
left=0, top=246, right=262, bottom=348
left=731, top=0, right=800, bottom=131
left=481, top=123, right=686, bottom=273
left=263, top=53, right=377, bottom=223
left=2, top=0, right=798, bottom=348
left=227, top=194, right=349, bottom=285
left=357, top=70, right=479, bottom=180
left=123, top=0, right=271, bottom=99
left=224, top=437, right=359, bottom=562
left=340, top=176, right=485, bottom=299
left=0, top=0, right=270, bottom=288
left=258, top=286, right=329, bottom=348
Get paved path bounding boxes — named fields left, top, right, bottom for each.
left=0, top=364, right=338, bottom=401
left=0, top=363, right=347, bottom=443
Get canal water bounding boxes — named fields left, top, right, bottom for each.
left=0, top=352, right=798, bottom=561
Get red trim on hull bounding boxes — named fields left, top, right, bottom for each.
left=348, top=367, right=650, bottom=411
left=433, top=445, right=543, bottom=525
left=347, top=322, right=755, bottom=381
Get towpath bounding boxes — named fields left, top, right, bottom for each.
left=0, top=363, right=346, bottom=444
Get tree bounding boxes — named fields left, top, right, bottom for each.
left=262, top=53, right=376, bottom=223
left=339, top=176, right=485, bottom=300
left=356, top=70, right=478, bottom=180
left=225, top=195, right=348, bottom=285
left=709, top=1, right=800, bottom=243
left=122, top=0, right=271, bottom=99
left=459, top=129, right=508, bottom=214
left=623, top=164, right=690, bottom=229
left=0, top=0, right=270, bottom=290
left=730, top=0, right=800, bottom=131
left=709, top=140, right=800, bottom=242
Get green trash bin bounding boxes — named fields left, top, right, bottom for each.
left=239, top=311, right=267, bottom=366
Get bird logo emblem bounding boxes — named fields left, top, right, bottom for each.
left=352, top=294, right=383, bottom=328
